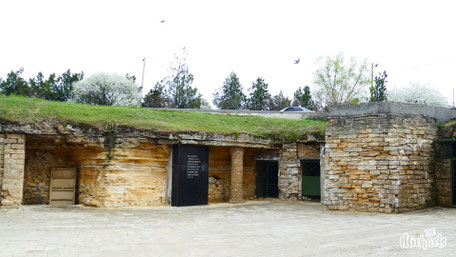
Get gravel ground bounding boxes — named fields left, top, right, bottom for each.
left=1, top=200, right=455, bottom=257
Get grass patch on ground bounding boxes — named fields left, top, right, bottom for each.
left=0, top=96, right=325, bottom=141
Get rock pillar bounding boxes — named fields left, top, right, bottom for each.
left=230, top=147, right=244, bottom=203
left=0, top=133, right=26, bottom=206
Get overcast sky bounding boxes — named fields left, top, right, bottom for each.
left=1, top=0, right=455, bottom=106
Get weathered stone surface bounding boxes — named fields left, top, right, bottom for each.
left=278, top=143, right=320, bottom=199
left=324, top=114, right=437, bottom=213
left=230, top=147, right=244, bottom=203
left=77, top=143, right=171, bottom=207
left=21, top=135, right=271, bottom=207
left=23, top=151, right=69, bottom=205
left=0, top=120, right=279, bottom=149
left=208, top=177, right=224, bottom=202
left=0, top=133, right=26, bottom=206
left=435, top=152, right=452, bottom=207
left=208, top=146, right=260, bottom=202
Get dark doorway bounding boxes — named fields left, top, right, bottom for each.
left=256, top=161, right=279, bottom=198
left=452, top=160, right=456, bottom=207
left=172, top=145, right=209, bottom=206
left=301, top=160, right=321, bottom=200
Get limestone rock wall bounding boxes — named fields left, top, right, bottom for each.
left=0, top=133, right=26, bottom=206
left=278, top=143, right=320, bottom=199
left=324, top=114, right=437, bottom=213
left=81, top=144, right=267, bottom=206
left=77, top=142, right=170, bottom=207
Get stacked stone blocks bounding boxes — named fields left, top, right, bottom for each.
left=324, top=114, right=436, bottom=213
left=0, top=133, right=26, bottom=206
left=229, top=147, right=244, bottom=203
left=278, top=143, right=320, bottom=200
left=435, top=156, right=452, bottom=207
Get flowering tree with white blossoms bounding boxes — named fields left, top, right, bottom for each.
left=388, top=83, right=448, bottom=107
left=72, top=72, right=141, bottom=106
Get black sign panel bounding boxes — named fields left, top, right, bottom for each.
left=172, top=145, right=209, bottom=206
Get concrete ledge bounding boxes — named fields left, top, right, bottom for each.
left=328, top=102, right=456, bottom=123
left=145, top=107, right=324, bottom=120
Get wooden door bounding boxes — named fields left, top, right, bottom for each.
left=50, top=168, right=76, bottom=206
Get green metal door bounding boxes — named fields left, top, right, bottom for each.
left=301, top=160, right=320, bottom=198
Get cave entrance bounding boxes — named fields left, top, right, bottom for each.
left=23, top=135, right=99, bottom=206
left=255, top=160, right=279, bottom=198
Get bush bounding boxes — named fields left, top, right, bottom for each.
left=73, top=72, right=141, bottom=106
left=388, top=83, right=447, bottom=107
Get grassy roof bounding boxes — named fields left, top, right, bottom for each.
left=0, top=96, right=325, bottom=142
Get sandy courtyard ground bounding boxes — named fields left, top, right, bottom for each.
left=1, top=200, right=455, bottom=257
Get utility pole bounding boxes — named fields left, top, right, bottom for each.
left=141, top=57, right=146, bottom=93
left=371, top=63, right=374, bottom=89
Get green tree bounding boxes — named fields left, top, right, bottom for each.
left=292, top=86, right=315, bottom=109
left=29, top=72, right=53, bottom=99
left=0, top=68, right=31, bottom=96
left=125, top=73, right=137, bottom=84
left=163, top=50, right=201, bottom=109
left=53, top=70, right=84, bottom=101
left=313, top=53, right=370, bottom=109
left=247, top=77, right=271, bottom=110
left=142, top=80, right=169, bottom=108
left=370, top=70, right=388, bottom=102
left=213, top=72, right=246, bottom=109
left=0, top=68, right=83, bottom=101
left=269, top=90, right=291, bottom=111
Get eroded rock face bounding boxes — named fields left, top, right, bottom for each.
left=0, top=120, right=322, bottom=208
left=77, top=143, right=171, bottom=207
left=0, top=119, right=277, bottom=149
left=208, top=177, right=224, bottom=202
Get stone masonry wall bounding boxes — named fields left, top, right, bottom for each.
left=435, top=159, right=451, bottom=207
left=0, top=133, right=26, bottom=206
left=278, top=143, right=320, bottom=199
left=0, top=134, right=4, bottom=196
left=434, top=124, right=456, bottom=207
left=324, top=114, right=436, bottom=213
left=23, top=151, right=70, bottom=205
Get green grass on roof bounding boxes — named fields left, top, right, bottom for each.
left=0, top=96, right=325, bottom=142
